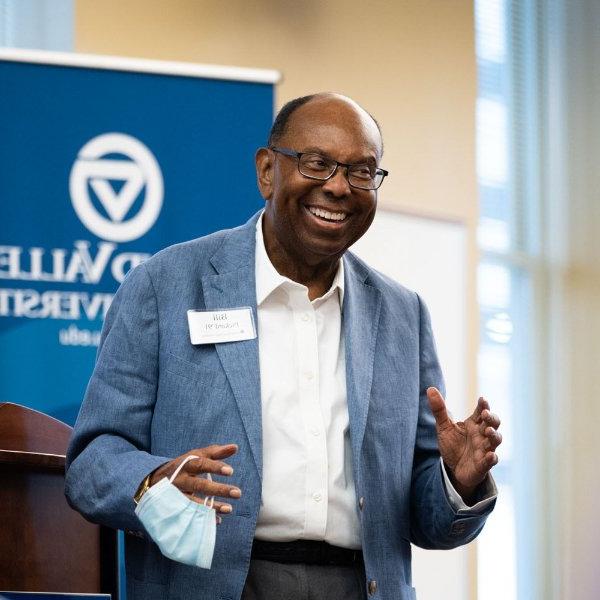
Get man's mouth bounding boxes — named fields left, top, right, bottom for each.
left=307, top=206, right=348, bottom=222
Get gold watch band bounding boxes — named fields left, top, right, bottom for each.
left=133, top=474, right=152, bottom=504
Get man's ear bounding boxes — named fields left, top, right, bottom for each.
left=255, top=147, right=274, bottom=200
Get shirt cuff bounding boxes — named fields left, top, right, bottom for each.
left=440, top=458, right=498, bottom=514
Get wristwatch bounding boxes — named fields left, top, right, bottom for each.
left=133, top=474, right=152, bottom=504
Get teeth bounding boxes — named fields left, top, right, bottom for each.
left=308, top=207, right=347, bottom=221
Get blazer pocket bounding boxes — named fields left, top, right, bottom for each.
left=162, top=351, right=218, bottom=386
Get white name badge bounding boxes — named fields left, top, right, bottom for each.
left=187, top=307, right=256, bottom=345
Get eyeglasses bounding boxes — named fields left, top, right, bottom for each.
left=269, top=146, right=389, bottom=191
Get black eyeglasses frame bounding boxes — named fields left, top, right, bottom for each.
left=269, top=146, right=389, bottom=191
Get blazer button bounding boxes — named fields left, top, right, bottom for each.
left=368, top=579, right=377, bottom=595
left=359, top=497, right=365, bottom=510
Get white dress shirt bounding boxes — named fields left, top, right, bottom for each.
left=254, top=215, right=361, bottom=549
left=253, top=214, right=496, bottom=549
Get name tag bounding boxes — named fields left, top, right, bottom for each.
left=187, top=307, right=256, bottom=345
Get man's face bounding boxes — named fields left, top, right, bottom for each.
left=256, top=96, right=383, bottom=271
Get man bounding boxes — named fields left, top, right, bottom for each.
left=66, top=93, right=501, bottom=600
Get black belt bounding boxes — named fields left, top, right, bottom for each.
left=251, top=539, right=363, bottom=566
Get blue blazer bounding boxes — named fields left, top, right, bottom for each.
left=65, top=212, right=493, bottom=600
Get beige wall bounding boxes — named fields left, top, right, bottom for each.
left=75, top=0, right=478, bottom=222
left=75, top=3, right=479, bottom=591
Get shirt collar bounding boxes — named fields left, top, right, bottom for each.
left=255, top=212, right=345, bottom=307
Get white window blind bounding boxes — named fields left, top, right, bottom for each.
left=0, top=0, right=73, bottom=50
left=475, top=1, right=542, bottom=598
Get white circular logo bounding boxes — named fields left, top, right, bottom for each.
left=69, top=133, right=163, bottom=242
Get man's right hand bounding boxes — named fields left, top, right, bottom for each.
left=149, top=444, right=241, bottom=515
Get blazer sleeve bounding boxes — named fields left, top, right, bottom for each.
left=409, top=294, right=496, bottom=549
left=64, top=263, right=171, bottom=531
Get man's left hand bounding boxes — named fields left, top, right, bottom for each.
left=426, top=387, right=502, bottom=502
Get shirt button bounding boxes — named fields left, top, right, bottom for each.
left=312, top=492, right=323, bottom=502
left=311, top=428, right=320, bottom=436
left=305, top=371, right=314, bottom=380
left=368, top=579, right=377, bottom=595
left=359, top=497, right=365, bottom=510
left=301, top=313, right=310, bottom=322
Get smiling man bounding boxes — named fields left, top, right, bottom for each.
left=66, top=93, right=501, bottom=600
left=257, top=94, right=382, bottom=300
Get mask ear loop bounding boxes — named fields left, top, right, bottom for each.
left=168, top=454, right=215, bottom=509
left=202, top=475, right=215, bottom=509
left=168, top=454, right=201, bottom=483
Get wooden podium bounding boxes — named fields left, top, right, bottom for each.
left=0, top=403, right=118, bottom=597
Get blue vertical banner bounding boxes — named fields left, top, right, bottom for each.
left=0, top=49, right=278, bottom=425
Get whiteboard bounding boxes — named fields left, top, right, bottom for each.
left=351, top=208, right=469, bottom=600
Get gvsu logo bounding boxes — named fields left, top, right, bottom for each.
left=69, top=133, right=163, bottom=242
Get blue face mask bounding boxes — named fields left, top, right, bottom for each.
left=135, top=455, right=217, bottom=569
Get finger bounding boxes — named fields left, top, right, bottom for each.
left=184, top=455, right=235, bottom=477
left=472, top=397, right=490, bottom=422
left=187, top=496, right=234, bottom=514
left=183, top=476, right=242, bottom=500
left=213, top=500, right=234, bottom=514
left=202, top=444, right=238, bottom=460
left=426, top=387, right=453, bottom=429
left=483, top=451, right=499, bottom=470
left=485, top=429, right=502, bottom=451
left=481, top=409, right=501, bottom=429
left=149, top=447, right=237, bottom=486
left=209, top=499, right=234, bottom=514
left=478, top=414, right=501, bottom=437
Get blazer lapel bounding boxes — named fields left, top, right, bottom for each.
left=201, top=215, right=263, bottom=479
left=342, top=253, right=382, bottom=486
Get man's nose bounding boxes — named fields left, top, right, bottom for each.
left=321, top=167, right=351, bottom=198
